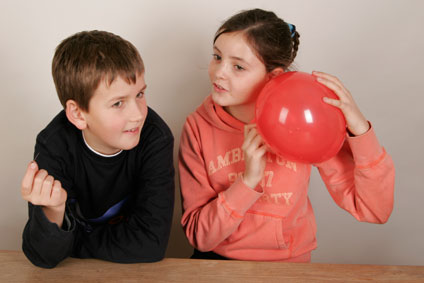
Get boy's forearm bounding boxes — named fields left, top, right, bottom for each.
left=41, top=205, right=66, bottom=227
left=23, top=203, right=75, bottom=268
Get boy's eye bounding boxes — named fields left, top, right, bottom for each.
left=113, top=101, right=123, bottom=108
left=136, top=92, right=144, bottom=98
left=212, top=54, right=221, bottom=61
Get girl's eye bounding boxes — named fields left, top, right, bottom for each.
left=136, top=92, right=144, bottom=98
left=113, top=101, right=123, bottom=108
left=212, top=54, right=221, bottom=61
left=234, top=65, right=245, bottom=71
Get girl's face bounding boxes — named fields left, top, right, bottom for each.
left=208, top=31, right=269, bottom=121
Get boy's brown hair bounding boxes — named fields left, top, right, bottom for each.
left=52, top=30, right=144, bottom=111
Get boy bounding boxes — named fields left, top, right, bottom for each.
left=20, top=30, right=175, bottom=268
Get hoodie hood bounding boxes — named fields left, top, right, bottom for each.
left=196, top=95, right=246, bottom=133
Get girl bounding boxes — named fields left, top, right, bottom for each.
left=179, top=9, right=394, bottom=262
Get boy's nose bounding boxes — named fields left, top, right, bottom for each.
left=129, top=101, right=144, bottom=122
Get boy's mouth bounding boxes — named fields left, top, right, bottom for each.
left=124, top=127, right=140, bottom=134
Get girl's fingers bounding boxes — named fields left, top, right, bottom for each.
left=323, top=97, right=342, bottom=108
left=243, top=128, right=264, bottom=153
left=314, top=71, right=370, bottom=136
left=243, top=124, right=268, bottom=163
left=244, top=124, right=256, bottom=138
left=313, top=71, right=343, bottom=88
left=256, top=144, right=268, bottom=157
left=243, top=126, right=259, bottom=149
left=313, top=71, right=350, bottom=98
left=316, top=77, right=346, bottom=98
left=250, top=133, right=264, bottom=149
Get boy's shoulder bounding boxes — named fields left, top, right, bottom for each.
left=141, top=107, right=173, bottom=141
left=35, top=107, right=173, bottom=154
left=36, top=110, right=79, bottom=152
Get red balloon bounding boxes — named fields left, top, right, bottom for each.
left=256, top=71, right=346, bottom=163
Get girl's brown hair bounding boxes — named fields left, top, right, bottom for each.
left=214, top=9, right=300, bottom=72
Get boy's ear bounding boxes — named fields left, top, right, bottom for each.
left=65, top=100, right=87, bottom=130
left=268, top=68, right=285, bottom=80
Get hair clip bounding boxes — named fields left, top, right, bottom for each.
left=287, top=23, right=296, bottom=38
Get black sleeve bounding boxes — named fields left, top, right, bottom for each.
left=22, top=203, right=76, bottom=268
left=72, top=134, right=175, bottom=263
left=21, top=128, right=77, bottom=269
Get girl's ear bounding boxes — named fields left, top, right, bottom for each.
left=65, top=100, right=87, bottom=130
left=268, top=68, right=285, bottom=80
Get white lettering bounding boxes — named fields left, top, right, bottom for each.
left=209, top=148, right=297, bottom=176
left=209, top=161, right=217, bottom=175
left=217, top=152, right=230, bottom=170
left=231, top=148, right=241, bottom=164
left=268, top=192, right=293, bottom=205
left=282, top=192, right=293, bottom=205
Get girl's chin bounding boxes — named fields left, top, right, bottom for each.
left=211, top=93, right=228, bottom=106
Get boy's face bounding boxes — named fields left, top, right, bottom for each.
left=81, top=73, right=147, bottom=155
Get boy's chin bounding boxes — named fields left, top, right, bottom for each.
left=121, top=140, right=141, bottom=151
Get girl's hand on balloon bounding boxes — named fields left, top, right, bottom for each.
left=242, top=124, right=267, bottom=189
left=313, top=71, right=370, bottom=136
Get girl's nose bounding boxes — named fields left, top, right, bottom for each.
left=215, top=62, right=228, bottom=79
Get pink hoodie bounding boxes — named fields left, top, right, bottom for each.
left=179, top=95, right=394, bottom=261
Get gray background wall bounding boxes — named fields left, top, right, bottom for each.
left=1, top=0, right=423, bottom=265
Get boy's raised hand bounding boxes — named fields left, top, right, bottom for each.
left=313, top=71, right=370, bottom=136
left=21, top=161, right=67, bottom=226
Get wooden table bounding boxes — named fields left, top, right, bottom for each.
left=1, top=250, right=423, bottom=282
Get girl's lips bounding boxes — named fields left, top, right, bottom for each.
left=213, top=83, right=227, bottom=93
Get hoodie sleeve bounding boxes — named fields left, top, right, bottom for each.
left=179, top=116, right=262, bottom=252
left=316, top=124, right=395, bottom=223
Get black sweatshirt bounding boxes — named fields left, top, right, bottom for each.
left=22, top=108, right=175, bottom=268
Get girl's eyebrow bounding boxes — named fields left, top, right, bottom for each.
left=213, top=45, right=248, bottom=64
left=213, top=45, right=221, bottom=53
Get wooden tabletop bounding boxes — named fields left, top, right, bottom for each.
left=1, top=250, right=423, bottom=282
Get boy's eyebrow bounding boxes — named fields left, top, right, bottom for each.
left=139, top=84, right=147, bottom=93
left=213, top=45, right=248, bottom=64
left=108, top=84, right=147, bottom=102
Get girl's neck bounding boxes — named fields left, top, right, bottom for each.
left=224, top=102, right=256, bottom=124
